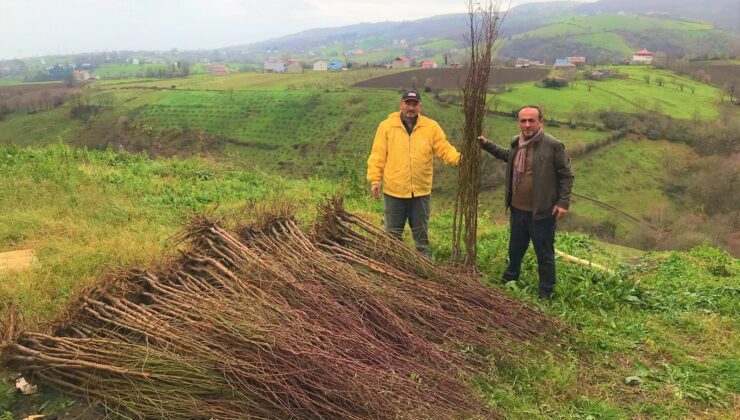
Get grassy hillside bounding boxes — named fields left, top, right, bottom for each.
left=0, top=67, right=731, bottom=254
left=494, top=66, right=722, bottom=120
left=0, top=144, right=337, bottom=322
left=502, top=13, right=737, bottom=61
left=1, top=144, right=737, bottom=418
left=568, top=138, right=696, bottom=235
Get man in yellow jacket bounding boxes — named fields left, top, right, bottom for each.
left=367, top=90, right=461, bottom=255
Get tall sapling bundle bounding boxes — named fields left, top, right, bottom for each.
left=452, top=1, right=505, bottom=266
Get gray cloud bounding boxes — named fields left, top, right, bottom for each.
left=0, top=0, right=584, bottom=59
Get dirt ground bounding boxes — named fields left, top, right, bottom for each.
left=0, top=249, right=35, bottom=272
left=352, top=67, right=549, bottom=90
left=687, top=64, right=740, bottom=87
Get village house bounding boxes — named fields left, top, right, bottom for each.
left=419, top=60, right=437, bottom=69
left=286, top=60, right=303, bottom=73
left=313, top=60, right=328, bottom=71
left=515, top=58, right=545, bottom=68
left=631, top=49, right=653, bottom=65
left=207, top=64, right=229, bottom=76
left=72, top=70, right=90, bottom=81
left=567, top=56, right=586, bottom=67
left=391, top=56, right=411, bottom=69
left=554, top=59, right=576, bottom=69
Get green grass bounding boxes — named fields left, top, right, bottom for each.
left=0, top=144, right=737, bottom=418
left=0, top=107, right=84, bottom=146
left=495, top=66, right=722, bottom=120
left=517, top=14, right=713, bottom=39
left=0, top=144, right=338, bottom=323
left=129, top=88, right=613, bottom=181
left=418, top=39, right=459, bottom=51
left=94, top=63, right=172, bottom=79
left=572, top=33, right=634, bottom=56
left=570, top=138, right=695, bottom=234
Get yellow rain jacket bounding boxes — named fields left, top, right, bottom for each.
left=367, top=112, right=461, bottom=198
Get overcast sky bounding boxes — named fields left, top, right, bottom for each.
left=0, top=0, right=592, bottom=59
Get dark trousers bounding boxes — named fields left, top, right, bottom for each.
left=504, top=207, right=557, bottom=295
left=383, top=194, right=431, bottom=256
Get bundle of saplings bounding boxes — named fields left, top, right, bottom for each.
left=2, top=199, right=565, bottom=419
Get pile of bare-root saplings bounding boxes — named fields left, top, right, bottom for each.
left=1, top=198, right=565, bottom=419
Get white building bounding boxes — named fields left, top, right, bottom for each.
left=313, top=60, right=328, bottom=71
left=631, top=49, right=653, bottom=65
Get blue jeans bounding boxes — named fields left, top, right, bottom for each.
left=383, top=194, right=431, bottom=256
left=504, top=207, right=557, bottom=295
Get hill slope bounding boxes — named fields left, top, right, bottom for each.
left=1, top=144, right=737, bottom=419
left=576, top=0, right=740, bottom=33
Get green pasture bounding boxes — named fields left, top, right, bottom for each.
left=130, top=88, right=613, bottom=179
left=495, top=66, right=722, bottom=120
left=572, top=32, right=633, bottom=56
left=570, top=138, right=695, bottom=234
left=0, top=144, right=737, bottom=419
left=517, top=14, right=713, bottom=39
left=0, top=106, right=84, bottom=146
left=94, top=63, right=171, bottom=79
left=418, top=39, right=459, bottom=51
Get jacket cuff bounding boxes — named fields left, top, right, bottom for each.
left=556, top=201, right=570, bottom=210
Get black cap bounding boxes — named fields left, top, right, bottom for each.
left=401, top=90, right=421, bottom=102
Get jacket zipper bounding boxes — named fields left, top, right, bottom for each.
left=408, top=129, right=414, bottom=197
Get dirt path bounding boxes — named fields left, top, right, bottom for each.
left=0, top=249, right=36, bottom=272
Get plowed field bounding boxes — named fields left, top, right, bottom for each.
left=353, top=67, right=549, bottom=90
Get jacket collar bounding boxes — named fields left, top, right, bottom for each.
left=388, top=111, right=429, bottom=128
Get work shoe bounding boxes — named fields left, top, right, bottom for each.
left=538, top=290, right=553, bottom=300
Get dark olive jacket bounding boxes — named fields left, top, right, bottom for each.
left=481, top=132, right=574, bottom=220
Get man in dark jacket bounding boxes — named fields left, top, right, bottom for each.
left=478, top=105, right=574, bottom=299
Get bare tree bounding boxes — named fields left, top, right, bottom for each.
left=643, top=74, right=651, bottom=84
left=586, top=80, right=594, bottom=92
left=725, top=82, right=737, bottom=103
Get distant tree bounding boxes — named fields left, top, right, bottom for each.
left=725, top=82, right=737, bottom=103
left=423, top=77, right=433, bottom=93
left=410, top=76, right=418, bottom=90
left=652, top=52, right=668, bottom=69
left=678, top=82, right=685, bottom=92
left=643, top=74, right=651, bottom=84
left=491, top=96, right=502, bottom=112
left=63, top=73, right=75, bottom=87
left=690, top=85, right=695, bottom=94
left=179, top=60, right=191, bottom=77
left=586, top=80, right=594, bottom=92
left=655, top=76, right=665, bottom=87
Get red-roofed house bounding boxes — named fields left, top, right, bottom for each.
left=419, top=60, right=437, bottom=69
left=631, top=49, right=653, bottom=65
left=208, top=64, right=229, bottom=75
left=391, top=56, right=411, bottom=69
left=567, top=56, right=586, bottom=67
left=72, top=70, right=90, bottom=81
